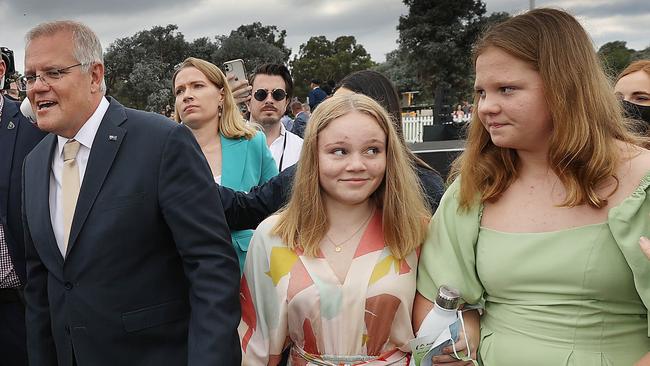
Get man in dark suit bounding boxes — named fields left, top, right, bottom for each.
left=0, top=54, right=47, bottom=366
left=21, top=21, right=241, bottom=366
left=308, top=78, right=327, bottom=111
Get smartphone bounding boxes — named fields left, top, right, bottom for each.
left=222, top=59, right=247, bottom=81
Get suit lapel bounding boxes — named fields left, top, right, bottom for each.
left=220, top=134, right=246, bottom=189
left=66, top=99, right=126, bottom=255
left=0, top=97, right=18, bottom=220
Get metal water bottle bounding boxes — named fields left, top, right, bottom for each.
left=416, top=285, right=460, bottom=338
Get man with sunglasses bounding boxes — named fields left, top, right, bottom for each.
left=248, top=64, right=303, bottom=172
left=21, top=21, right=240, bottom=366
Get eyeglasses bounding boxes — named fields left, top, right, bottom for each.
left=253, top=88, right=287, bottom=102
left=20, top=63, right=85, bottom=91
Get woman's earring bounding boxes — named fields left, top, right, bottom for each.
left=218, top=105, right=223, bottom=117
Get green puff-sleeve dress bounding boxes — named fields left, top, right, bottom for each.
left=417, top=176, right=650, bottom=365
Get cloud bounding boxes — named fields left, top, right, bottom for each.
left=484, top=0, right=650, bottom=50
left=4, top=0, right=198, bottom=18
left=1, top=0, right=648, bottom=74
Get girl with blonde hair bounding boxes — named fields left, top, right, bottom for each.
left=239, top=93, right=430, bottom=365
left=414, top=8, right=650, bottom=365
left=172, top=57, right=277, bottom=271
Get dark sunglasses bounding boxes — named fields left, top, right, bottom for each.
left=253, top=88, right=287, bottom=102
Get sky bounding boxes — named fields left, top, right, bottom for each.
left=1, top=0, right=649, bottom=73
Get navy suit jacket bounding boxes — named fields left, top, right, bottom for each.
left=0, top=96, right=46, bottom=283
left=308, top=87, right=327, bottom=111
left=22, top=98, right=241, bottom=366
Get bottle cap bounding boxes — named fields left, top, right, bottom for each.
left=435, top=285, right=460, bottom=310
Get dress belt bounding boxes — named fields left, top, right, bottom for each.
left=292, top=345, right=407, bottom=365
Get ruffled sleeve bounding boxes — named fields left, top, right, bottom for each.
left=417, top=178, right=484, bottom=306
left=608, top=171, right=650, bottom=336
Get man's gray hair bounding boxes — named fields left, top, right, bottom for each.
left=26, top=20, right=106, bottom=94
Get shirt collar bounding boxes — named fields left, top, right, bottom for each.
left=56, top=96, right=110, bottom=157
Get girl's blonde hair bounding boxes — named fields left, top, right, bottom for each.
left=172, top=57, right=256, bottom=139
left=451, top=8, right=641, bottom=210
left=272, top=94, right=430, bottom=259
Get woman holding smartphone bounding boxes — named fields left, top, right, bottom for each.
left=239, top=94, right=430, bottom=365
left=172, top=57, right=278, bottom=272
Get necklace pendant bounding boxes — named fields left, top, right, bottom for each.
left=335, top=246, right=342, bottom=253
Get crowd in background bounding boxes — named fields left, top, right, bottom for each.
left=1, top=7, right=650, bottom=366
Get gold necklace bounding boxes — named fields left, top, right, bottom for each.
left=325, top=209, right=374, bottom=253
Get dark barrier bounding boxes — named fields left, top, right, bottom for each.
left=422, top=123, right=466, bottom=142
left=409, top=140, right=465, bottom=181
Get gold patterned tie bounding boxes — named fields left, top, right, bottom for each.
left=62, top=139, right=81, bottom=256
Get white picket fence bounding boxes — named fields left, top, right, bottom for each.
left=402, top=115, right=471, bottom=143
left=402, top=116, right=435, bottom=143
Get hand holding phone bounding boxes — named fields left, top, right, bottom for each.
left=223, top=59, right=251, bottom=106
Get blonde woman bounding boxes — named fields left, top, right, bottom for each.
left=414, top=9, right=650, bottom=365
left=173, top=57, right=278, bottom=272
left=239, top=94, right=430, bottom=365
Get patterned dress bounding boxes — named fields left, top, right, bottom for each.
left=240, top=212, right=417, bottom=365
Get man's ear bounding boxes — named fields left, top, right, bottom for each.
left=89, top=62, right=105, bottom=93
left=0, top=60, right=6, bottom=80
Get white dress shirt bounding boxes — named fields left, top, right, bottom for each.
left=49, top=97, right=110, bottom=255
left=269, top=123, right=303, bottom=171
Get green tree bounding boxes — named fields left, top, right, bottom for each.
left=188, top=37, right=219, bottom=62
left=598, top=41, right=634, bottom=77
left=373, top=47, right=428, bottom=106
left=632, top=46, right=650, bottom=63
left=105, top=24, right=188, bottom=111
left=398, top=0, right=489, bottom=101
left=104, top=23, right=292, bottom=109
left=290, top=35, right=376, bottom=99
left=232, top=22, right=291, bottom=60
left=213, top=23, right=291, bottom=74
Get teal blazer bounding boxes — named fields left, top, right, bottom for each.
left=220, top=132, right=278, bottom=272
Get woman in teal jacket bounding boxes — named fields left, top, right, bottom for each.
left=173, top=57, right=278, bottom=272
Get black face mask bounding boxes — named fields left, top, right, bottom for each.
left=623, top=100, right=650, bottom=125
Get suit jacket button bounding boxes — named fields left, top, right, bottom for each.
left=64, top=282, right=73, bottom=290
left=65, top=325, right=70, bottom=334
